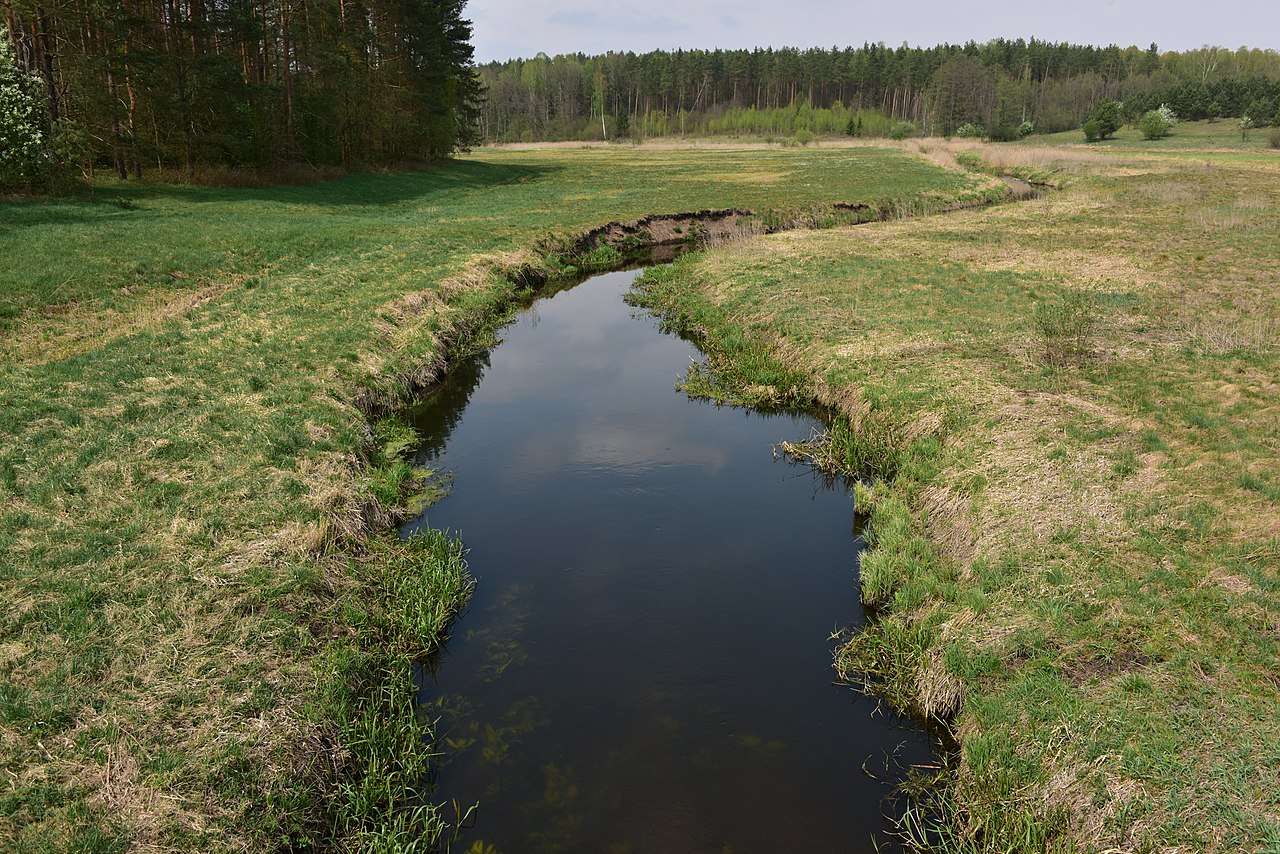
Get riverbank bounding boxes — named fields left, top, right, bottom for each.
left=0, top=146, right=986, bottom=849
left=632, top=143, right=1280, bottom=850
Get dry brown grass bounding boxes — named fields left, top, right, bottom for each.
left=906, top=138, right=1161, bottom=178
left=0, top=277, right=248, bottom=365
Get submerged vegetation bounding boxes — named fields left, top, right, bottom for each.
left=633, top=140, right=1280, bottom=851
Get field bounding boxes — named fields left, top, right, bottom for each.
left=0, top=147, right=983, bottom=850
left=635, top=140, right=1280, bottom=850
left=1028, top=117, right=1279, bottom=151
left=3, top=128, right=1278, bottom=851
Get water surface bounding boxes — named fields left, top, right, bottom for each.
left=404, top=267, right=931, bottom=852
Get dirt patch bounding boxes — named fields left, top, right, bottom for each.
left=1062, top=646, right=1154, bottom=685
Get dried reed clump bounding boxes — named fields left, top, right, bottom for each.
left=906, top=138, right=1126, bottom=176
left=437, top=248, right=549, bottom=299
left=1179, top=316, right=1280, bottom=354
left=1137, top=179, right=1200, bottom=205
left=917, top=646, right=965, bottom=719
left=300, top=451, right=391, bottom=552
left=917, top=483, right=978, bottom=568
left=1188, top=208, right=1251, bottom=231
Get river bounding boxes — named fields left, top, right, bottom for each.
left=402, top=263, right=932, bottom=852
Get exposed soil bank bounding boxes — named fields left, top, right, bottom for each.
left=564, top=177, right=1031, bottom=264
left=572, top=207, right=756, bottom=251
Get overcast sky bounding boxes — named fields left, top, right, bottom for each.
left=468, top=0, right=1278, bottom=63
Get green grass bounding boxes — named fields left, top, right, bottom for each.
left=634, top=144, right=1280, bottom=851
left=0, top=145, right=977, bottom=848
left=1028, top=118, right=1280, bottom=152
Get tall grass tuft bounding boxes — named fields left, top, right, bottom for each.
left=315, top=531, right=474, bottom=848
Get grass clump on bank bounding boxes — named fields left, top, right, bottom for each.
left=634, top=143, right=1280, bottom=851
left=0, top=144, right=981, bottom=848
left=299, top=531, right=473, bottom=850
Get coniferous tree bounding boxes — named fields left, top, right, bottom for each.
left=474, top=41, right=1280, bottom=143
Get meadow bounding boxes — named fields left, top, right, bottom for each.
left=0, top=147, right=982, bottom=850
left=634, top=137, right=1280, bottom=850
left=3, top=122, right=1277, bottom=851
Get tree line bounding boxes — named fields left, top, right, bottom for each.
left=1, top=0, right=481, bottom=185
left=477, top=41, right=1280, bottom=142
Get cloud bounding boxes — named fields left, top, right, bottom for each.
left=468, top=0, right=1280, bottom=63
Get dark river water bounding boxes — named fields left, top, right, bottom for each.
left=402, top=266, right=932, bottom=853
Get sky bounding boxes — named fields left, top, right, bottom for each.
left=467, top=0, right=1279, bottom=63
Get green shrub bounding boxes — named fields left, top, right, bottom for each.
left=46, top=119, right=89, bottom=189
left=1084, top=99, right=1123, bottom=140
left=1139, top=110, right=1172, bottom=140
left=889, top=121, right=916, bottom=140
left=0, top=27, right=47, bottom=191
left=1018, top=120, right=1035, bottom=138
left=1033, top=291, right=1100, bottom=366
left=1246, top=97, right=1278, bottom=127
left=843, top=109, right=892, bottom=138
left=1083, top=120, right=1103, bottom=142
left=793, top=128, right=815, bottom=146
left=954, top=122, right=983, bottom=139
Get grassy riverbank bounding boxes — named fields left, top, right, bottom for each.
left=635, top=142, right=1280, bottom=851
left=0, top=147, right=981, bottom=849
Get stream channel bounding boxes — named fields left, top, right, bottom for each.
left=402, top=259, right=934, bottom=852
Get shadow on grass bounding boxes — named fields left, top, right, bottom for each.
left=0, top=159, right=560, bottom=228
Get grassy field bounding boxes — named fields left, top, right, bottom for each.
left=0, top=147, right=983, bottom=850
left=1029, top=117, right=1279, bottom=152
left=635, top=140, right=1280, bottom=850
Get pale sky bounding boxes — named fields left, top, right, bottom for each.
left=468, top=0, right=1279, bottom=63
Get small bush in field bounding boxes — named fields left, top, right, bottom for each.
left=1083, top=120, right=1103, bottom=142
left=1085, top=100, right=1123, bottom=140
left=889, top=121, right=916, bottom=140
left=1139, top=110, right=1173, bottom=140
left=1033, top=291, right=1100, bottom=366
left=1018, top=120, right=1035, bottom=138
left=954, top=122, right=983, bottom=139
